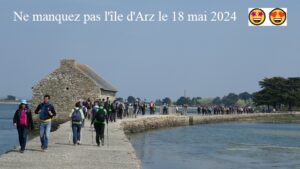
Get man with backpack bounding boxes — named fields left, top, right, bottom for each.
left=91, top=101, right=100, bottom=120
left=69, top=102, right=85, bottom=145
left=91, top=104, right=108, bottom=146
left=34, top=94, right=56, bottom=152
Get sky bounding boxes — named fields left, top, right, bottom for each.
left=0, top=0, right=299, bottom=101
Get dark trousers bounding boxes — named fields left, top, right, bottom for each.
left=94, top=123, right=105, bottom=145
left=117, top=110, right=123, bottom=119
left=150, top=108, right=155, bottom=115
left=17, top=126, right=29, bottom=151
left=72, top=124, right=81, bottom=144
left=109, top=112, right=116, bottom=122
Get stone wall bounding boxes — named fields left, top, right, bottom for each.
left=121, top=115, right=188, bottom=133
left=121, top=113, right=297, bottom=134
left=32, top=63, right=102, bottom=120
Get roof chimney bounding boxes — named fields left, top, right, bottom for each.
left=60, top=59, right=76, bottom=68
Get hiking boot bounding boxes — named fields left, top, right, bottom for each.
left=20, top=150, right=24, bottom=153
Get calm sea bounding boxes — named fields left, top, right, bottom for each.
left=0, top=104, right=19, bottom=155
left=129, top=122, right=300, bottom=169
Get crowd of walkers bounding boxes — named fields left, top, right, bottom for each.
left=196, top=105, right=254, bottom=115
left=12, top=94, right=257, bottom=153
left=80, top=98, right=159, bottom=120
left=12, top=95, right=161, bottom=153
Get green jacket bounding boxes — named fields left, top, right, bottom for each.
left=91, top=106, right=107, bottom=125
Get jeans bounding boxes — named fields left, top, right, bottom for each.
left=94, top=123, right=105, bottom=145
left=17, top=126, right=29, bottom=151
left=72, top=124, right=81, bottom=144
left=40, top=121, right=51, bottom=149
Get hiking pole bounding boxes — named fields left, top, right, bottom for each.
left=107, top=123, right=109, bottom=147
left=69, top=121, right=72, bottom=144
left=69, top=132, right=71, bottom=144
left=92, top=126, right=94, bottom=145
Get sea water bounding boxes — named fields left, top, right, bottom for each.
left=129, top=122, right=300, bottom=169
left=0, top=104, right=19, bottom=155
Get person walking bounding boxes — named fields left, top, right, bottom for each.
left=149, top=101, right=155, bottom=115
left=141, top=102, right=146, bottom=115
left=34, top=94, right=56, bottom=152
left=81, top=103, right=88, bottom=127
left=13, top=100, right=34, bottom=153
left=69, top=102, right=85, bottom=145
left=117, top=102, right=125, bottom=119
left=91, top=104, right=108, bottom=146
left=91, top=101, right=100, bottom=120
left=133, top=101, right=138, bottom=117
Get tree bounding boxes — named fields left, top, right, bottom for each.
left=236, top=99, right=247, bottom=107
left=162, top=97, right=172, bottom=105
left=199, top=98, right=213, bottom=106
left=222, top=93, right=239, bottom=106
left=127, top=96, right=136, bottom=104
left=212, top=97, right=222, bottom=105
left=285, top=77, right=300, bottom=110
left=238, top=92, right=252, bottom=101
left=191, top=97, right=202, bottom=106
left=259, top=77, right=286, bottom=109
left=253, top=77, right=300, bottom=111
left=176, top=96, right=190, bottom=105
left=253, top=77, right=287, bottom=110
left=6, top=95, right=16, bottom=101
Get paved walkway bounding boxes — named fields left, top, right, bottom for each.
left=0, top=120, right=142, bottom=169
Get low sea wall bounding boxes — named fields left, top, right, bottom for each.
left=121, top=113, right=300, bottom=134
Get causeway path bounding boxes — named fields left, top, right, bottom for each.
left=0, top=119, right=142, bottom=169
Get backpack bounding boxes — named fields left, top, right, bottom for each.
left=19, top=109, right=28, bottom=126
left=72, top=109, right=82, bottom=122
left=113, top=102, right=118, bottom=111
left=95, top=108, right=106, bottom=122
left=118, top=103, right=124, bottom=111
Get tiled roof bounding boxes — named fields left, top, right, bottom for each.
left=75, top=63, right=117, bottom=92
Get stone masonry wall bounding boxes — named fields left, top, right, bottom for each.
left=32, top=65, right=102, bottom=120
left=121, top=113, right=296, bottom=134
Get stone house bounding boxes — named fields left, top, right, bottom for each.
left=31, top=59, right=117, bottom=118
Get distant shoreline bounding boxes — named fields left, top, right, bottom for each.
left=0, top=101, right=20, bottom=105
